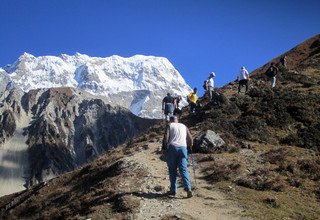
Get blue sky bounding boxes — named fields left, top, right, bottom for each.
left=1, top=0, right=319, bottom=90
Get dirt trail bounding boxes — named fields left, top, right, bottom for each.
left=128, top=141, right=248, bottom=220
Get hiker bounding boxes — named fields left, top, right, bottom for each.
left=162, top=93, right=174, bottom=120
left=265, top=63, right=279, bottom=88
left=173, top=95, right=182, bottom=117
left=163, top=115, right=193, bottom=198
left=280, top=55, right=287, bottom=69
left=187, top=88, right=199, bottom=113
left=207, top=72, right=215, bottom=100
left=237, top=66, right=250, bottom=93
left=203, top=79, right=209, bottom=99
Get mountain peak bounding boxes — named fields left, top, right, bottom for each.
left=2, top=53, right=191, bottom=118
left=18, top=52, right=35, bottom=61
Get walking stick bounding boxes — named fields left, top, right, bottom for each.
left=190, top=153, right=197, bottom=186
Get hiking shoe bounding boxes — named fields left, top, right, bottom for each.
left=166, top=191, right=176, bottom=198
left=187, top=190, right=193, bottom=198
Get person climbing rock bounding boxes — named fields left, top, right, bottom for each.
left=237, top=66, right=250, bottom=93
left=265, top=62, right=279, bottom=88
left=162, top=93, right=174, bottom=120
left=163, top=115, right=193, bottom=198
left=187, top=88, right=199, bottom=113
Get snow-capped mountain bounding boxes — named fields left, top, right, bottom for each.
left=3, top=53, right=191, bottom=118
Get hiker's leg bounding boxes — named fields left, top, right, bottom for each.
left=245, top=80, right=249, bottom=92
left=178, top=147, right=192, bottom=191
left=272, top=76, right=276, bottom=88
left=238, top=80, right=243, bottom=93
left=209, top=87, right=213, bottom=100
left=166, top=145, right=178, bottom=193
left=190, top=103, right=196, bottom=113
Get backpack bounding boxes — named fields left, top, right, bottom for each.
left=266, top=66, right=278, bottom=77
left=203, top=80, right=208, bottom=90
left=163, top=96, right=174, bottom=104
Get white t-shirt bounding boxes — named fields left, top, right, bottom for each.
left=169, top=122, right=187, bottom=147
left=208, top=77, right=214, bottom=88
left=238, top=68, right=249, bottom=80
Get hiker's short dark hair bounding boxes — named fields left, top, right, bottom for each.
left=170, top=115, right=178, bottom=122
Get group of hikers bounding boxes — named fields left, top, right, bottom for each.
left=161, top=57, right=287, bottom=199
left=237, top=55, right=287, bottom=93
left=163, top=56, right=287, bottom=120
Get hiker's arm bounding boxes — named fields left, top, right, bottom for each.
left=165, top=125, right=170, bottom=148
left=186, top=128, right=193, bottom=151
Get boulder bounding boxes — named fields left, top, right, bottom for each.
left=194, top=130, right=225, bottom=153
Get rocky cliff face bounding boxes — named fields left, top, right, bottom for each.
left=0, top=85, right=157, bottom=195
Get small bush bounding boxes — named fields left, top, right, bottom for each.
left=297, top=159, right=320, bottom=180
left=203, top=161, right=241, bottom=183
left=262, top=148, right=287, bottom=165
left=287, top=177, right=303, bottom=188
left=275, top=163, right=295, bottom=174
left=113, top=195, right=140, bottom=213
left=198, top=155, right=215, bottom=162
left=263, top=197, right=281, bottom=208
left=235, top=167, right=285, bottom=191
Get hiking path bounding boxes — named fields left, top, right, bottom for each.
left=128, top=141, right=249, bottom=220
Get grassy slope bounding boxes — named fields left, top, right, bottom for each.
left=187, top=34, right=320, bottom=219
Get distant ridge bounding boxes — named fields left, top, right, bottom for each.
left=1, top=53, right=191, bottom=118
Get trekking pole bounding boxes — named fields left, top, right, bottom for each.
left=190, top=153, right=197, bottom=186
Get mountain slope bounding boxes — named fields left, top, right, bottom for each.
left=1, top=34, right=319, bottom=219
left=0, top=86, right=157, bottom=196
left=2, top=53, right=191, bottom=118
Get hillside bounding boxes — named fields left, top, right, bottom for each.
left=0, top=86, right=158, bottom=196
left=0, top=34, right=319, bottom=219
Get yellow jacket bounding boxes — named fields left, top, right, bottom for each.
left=187, top=92, right=198, bottom=104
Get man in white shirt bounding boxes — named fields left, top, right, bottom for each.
left=163, top=115, right=193, bottom=198
left=207, top=72, right=215, bottom=100
left=237, top=66, right=250, bottom=93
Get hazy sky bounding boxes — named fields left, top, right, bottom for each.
left=1, top=0, right=319, bottom=90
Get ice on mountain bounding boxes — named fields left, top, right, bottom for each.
left=2, top=53, right=192, bottom=118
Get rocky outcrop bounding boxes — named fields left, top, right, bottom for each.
left=0, top=110, right=16, bottom=144
left=0, top=86, right=158, bottom=193
left=194, top=130, right=225, bottom=153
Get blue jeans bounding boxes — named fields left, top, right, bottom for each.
left=166, top=145, right=192, bottom=193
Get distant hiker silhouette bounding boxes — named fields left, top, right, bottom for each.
left=203, top=79, right=209, bottom=98
left=207, top=72, right=215, bottom=100
left=163, top=115, right=193, bottom=198
left=280, top=55, right=287, bottom=69
left=237, top=66, right=250, bottom=93
left=162, top=93, right=174, bottom=121
left=173, top=95, right=182, bottom=117
left=265, top=63, right=279, bottom=88
left=187, top=88, right=200, bottom=113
